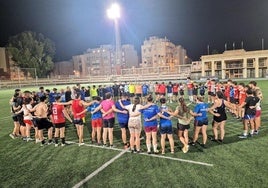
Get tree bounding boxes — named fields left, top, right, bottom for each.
left=7, top=31, right=56, bottom=78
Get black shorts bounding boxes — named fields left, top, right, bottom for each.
left=173, top=92, right=178, bottom=96
left=136, top=94, right=142, bottom=98
left=32, top=118, right=38, bottom=128
left=73, top=118, right=84, bottom=125
left=12, top=114, right=25, bottom=126
left=177, top=123, right=190, bottom=131
left=54, top=122, right=66, bottom=128
left=194, top=118, right=208, bottom=127
left=159, top=126, right=173, bottom=134
left=179, top=90, right=184, bottom=96
left=36, top=118, right=53, bottom=130
left=103, top=118, right=115, bottom=128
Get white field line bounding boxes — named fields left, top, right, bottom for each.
left=66, top=141, right=214, bottom=167
left=72, top=149, right=127, bottom=188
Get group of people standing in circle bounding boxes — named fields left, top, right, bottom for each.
left=9, top=78, right=263, bottom=155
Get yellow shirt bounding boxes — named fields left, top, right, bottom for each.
left=129, top=84, right=135, bottom=94
left=90, top=88, right=98, bottom=97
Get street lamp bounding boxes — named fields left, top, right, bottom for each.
left=107, top=2, right=121, bottom=75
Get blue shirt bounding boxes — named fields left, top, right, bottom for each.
left=142, top=84, right=149, bottom=95
left=159, top=105, right=172, bottom=127
left=87, top=102, right=102, bottom=120
left=49, top=92, right=60, bottom=103
left=167, top=85, right=173, bottom=93
left=115, top=100, right=130, bottom=123
left=140, top=104, right=160, bottom=126
left=193, top=102, right=208, bottom=121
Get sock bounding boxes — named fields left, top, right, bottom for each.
left=153, top=144, right=158, bottom=152
left=54, top=137, right=58, bottom=144
left=250, top=130, right=254, bottom=135
left=61, top=137, right=65, bottom=144
left=147, top=144, right=151, bottom=152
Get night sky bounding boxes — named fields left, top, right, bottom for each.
left=1, top=0, right=268, bottom=61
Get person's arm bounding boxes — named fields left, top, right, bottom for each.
left=157, top=112, right=171, bottom=120
left=54, top=100, right=73, bottom=105
left=140, top=102, right=153, bottom=110
left=145, top=114, right=159, bottom=121
left=76, top=109, right=88, bottom=116
left=112, top=105, right=128, bottom=114
left=82, top=100, right=97, bottom=107
left=62, top=108, right=73, bottom=123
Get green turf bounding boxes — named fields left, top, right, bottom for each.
left=0, top=80, right=268, bottom=187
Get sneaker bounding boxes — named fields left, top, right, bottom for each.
left=200, top=144, right=207, bottom=148
left=153, top=150, right=159, bottom=154
left=136, top=150, right=141, bottom=154
left=22, top=137, right=27, bottom=141
left=55, top=144, right=59, bottom=147
left=35, top=139, right=41, bottom=143
left=238, top=135, right=247, bottom=139
left=79, top=142, right=85, bottom=146
left=210, top=138, right=218, bottom=142
left=61, top=143, right=65, bottom=147
left=161, top=150, right=165, bottom=155
left=124, top=143, right=130, bottom=149
left=171, top=151, right=174, bottom=154
left=9, top=133, right=15, bottom=139
left=26, top=137, right=34, bottom=142
left=47, top=141, right=54, bottom=145
left=218, top=139, right=223, bottom=144
left=147, top=151, right=152, bottom=154
left=254, top=130, right=259, bottom=135
left=102, top=144, right=107, bottom=147
left=40, top=143, right=47, bottom=146
left=190, top=142, right=196, bottom=146
left=109, top=145, right=116, bottom=148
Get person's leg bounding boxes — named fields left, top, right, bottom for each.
left=167, top=134, right=174, bottom=153
left=102, top=127, right=108, bottom=146
left=54, top=127, right=59, bottom=146
left=135, top=131, right=141, bottom=152
left=219, top=121, right=226, bottom=141
left=145, top=132, right=152, bottom=153
left=192, top=126, right=201, bottom=143
left=152, top=131, right=158, bottom=153
left=129, top=131, right=135, bottom=151
left=92, top=127, right=96, bottom=142
left=121, top=128, right=127, bottom=145
left=108, top=128, right=114, bottom=146
left=201, top=125, right=208, bottom=145
left=60, top=127, right=65, bottom=145
left=161, top=134, right=167, bottom=154
left=96, top=127, right=102, bottom=144
left=212, top=121, right=219, bottom=140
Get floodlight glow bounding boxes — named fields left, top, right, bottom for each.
left=107, top=3, right=120, bottom=19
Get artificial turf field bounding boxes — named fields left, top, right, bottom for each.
left=0, top=80, right=268, bottom=188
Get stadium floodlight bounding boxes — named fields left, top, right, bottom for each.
left=107, top=2, right=121, bottom=75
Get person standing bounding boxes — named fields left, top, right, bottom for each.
left=114, top=93, right=131, bottom=149
left=209, top=91, right=233, bottom=143
left=139, top=95, right=160, bottom=154
left=173, top=97, right=193, bottom=153
left=158, top=98, right=175, bottom=154
left=51, top=96, right=73, bottom=147
left=190, top=96, right=209, bottom=148
left=34, top=96, right=53, bottom=146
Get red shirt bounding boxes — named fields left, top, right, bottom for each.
left=234, top=86, right=239, bottom=99
left=72, top=99, right=85, bottom=119
left=172, top=84, right=179, bottom=92
left=159, top=84, right=166, bottom=94
left=52, top=104, right=65, bottom=124
left=187, top=81, right=194, bottom=90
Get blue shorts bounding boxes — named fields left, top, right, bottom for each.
left=244, top=114, right=255, bottom=120
left=194, top=118, right=208, bottom=127
left=160, top=126, right=173, bottom=134
left=119, top=122, right=128, bottom=129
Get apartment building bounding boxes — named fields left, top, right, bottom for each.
left=72, top=44, right=138, bottom=77
left=141, top=36, right=187, bottom=69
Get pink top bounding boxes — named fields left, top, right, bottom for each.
left=101, top=99, right=115, bottom=120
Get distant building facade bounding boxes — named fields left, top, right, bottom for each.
left=72, top=44, right=138, bottom=77
left=201, top=49, right=268, bottom=79
left=52, top=60, right=74, bottom=78
left=141, top=36, right=187, bottom=69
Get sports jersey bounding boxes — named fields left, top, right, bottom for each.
left=90, top=88, right=98, bottom=97
left=172, top=84, right=179, bottom=93
left=159, top=84, right=166, bottom=94
left=87, top=102, right=102, bottom=120
left=142, top=84, right=149, bottom=95
left=244, top=96, right=259, bottom=116
left=135, top=85, right=142, bottom=94
left=129, top=84, right=135, bottom=94
left=193, top=102, right=208, bottom=121
left=115, top=100, right=130, bottom=123
left=72, top=99, right=85, bottom=119
left=159, top=105, right=172, bottom=127
left=166, top=85, right=173, bottom=94
left=139, top=104, right=160, bottom=126
left=52, top=104, right=65, bottom=124
left=100, top=99, right=115, bottom=120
